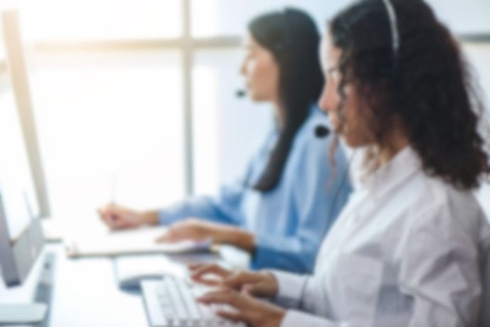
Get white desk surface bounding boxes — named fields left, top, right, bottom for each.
left=0, top=244, right=224, bottom=327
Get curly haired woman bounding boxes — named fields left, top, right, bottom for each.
left=190, top=0, right=490, bottom=326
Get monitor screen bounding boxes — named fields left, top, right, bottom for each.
left=0, top=9, right=44, bottom=288
left=0, top=90, right=39, bottom=242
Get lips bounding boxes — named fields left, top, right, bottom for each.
left=328, top=115, right=341, bottom=133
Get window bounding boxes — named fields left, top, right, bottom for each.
left=4, top=1, right=488, bottom=222
left=30, top=50, right=185, bottom=217
left=192, top=49, right=271, bottom=194
left=21, top=0, right=182, bottom=41
left=191, top=0, right=346, bottom=37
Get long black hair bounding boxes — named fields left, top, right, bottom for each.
left=249, top=8, right=324, bottom=192
left=329, top=0, right=490, bottom=190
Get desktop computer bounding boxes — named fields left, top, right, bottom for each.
left=0, top=8, right=56, bottom=325
left=0, top=191, right=55, bottom=324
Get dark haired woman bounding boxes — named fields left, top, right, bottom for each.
left=190, top=0, right=490, bottom=326
left=98, top=8, right=352, bottom=273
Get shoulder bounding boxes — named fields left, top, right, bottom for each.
left=294, top=106, right=334, bottom=151
left=405, top=173, right=488, bottom=245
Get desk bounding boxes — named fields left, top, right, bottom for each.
left=0, top=243, right=244, bottom=327
left=1, top=244, right=148, bottom=327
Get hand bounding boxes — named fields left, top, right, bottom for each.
left=156, top=219, right=255, bottom=252
left=97, top=204, right=157, bottom=230
left=189, top=263, right=278, bottom=298
left=198, top=288, right=286, bottom=327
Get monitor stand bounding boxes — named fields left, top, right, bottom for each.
left=0, top=304, right=47, bottom=325
left=0, top=252, right=55, bottom=325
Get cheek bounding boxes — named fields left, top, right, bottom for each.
left=257, top=60, right=276, bottom=83
left=343, top=99, right=375, bottom=146
left=252, top=61, right=278, bottom=96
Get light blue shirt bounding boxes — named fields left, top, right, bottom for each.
left=159, top=107, right=352, bottom=273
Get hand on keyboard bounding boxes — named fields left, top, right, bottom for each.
left=197, top=287, right=286, bottom=327
left=142, top=277, right=247, bottom=327
left=189, top=263, right=278, bottom=298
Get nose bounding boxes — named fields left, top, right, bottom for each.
left=318, top=81, right=336, bottom=113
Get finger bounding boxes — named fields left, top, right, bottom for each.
left=224, top=271, right=260, bottom=290
left=191, top=264, right=230, bottom=281
left=189, top=264, right=222, bottom=286
left=241, top=285, right=253, bottom=297
left=98, top=207, right=122, bottom=225
left=194, top=278, right=222, bottom=287
left=215, top=309, right=243, bottom=322
left=97, top=208, right=111, bottom=222
left=111, top=221, right=133, bottom=230
left=155, top=231, right=179, bottom=243
left=197, top=289, right=245, bottom=309
left=192, top=277, right=227, bottom=287
left=188, top=263, right=204, bottom=271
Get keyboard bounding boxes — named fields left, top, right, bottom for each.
left=142, top=277, right=246, bottom=327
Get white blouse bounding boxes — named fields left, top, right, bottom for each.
left=272, top=147, right=490, bottom=327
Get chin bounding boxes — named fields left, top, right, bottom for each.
left=249, top=94, right=267, bottom=103
left=342, top=135, right=369, bottom=148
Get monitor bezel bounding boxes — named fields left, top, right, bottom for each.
left=0, top=188, right=44, bottom=287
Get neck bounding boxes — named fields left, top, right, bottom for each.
left=378, top=128, right=410, bottom=164
left=272, top=98, right=285, bottom=129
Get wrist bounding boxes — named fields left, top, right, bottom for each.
left=261, top=306, right=286, bottom=327
left=140, top=210, right=159, bottom=226
left=264, top=271, right=279, bottom=297
left=231, top=229, right=256, bottom=254
left=271, top=309, right=286, bottom=327
left=219, top=227, right=255, bottom=253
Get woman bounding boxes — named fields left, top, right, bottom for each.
left=191, top=0, right=490, bottom=326
left=98, top=8, right=352, bottom=273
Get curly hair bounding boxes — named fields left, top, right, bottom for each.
left=329, top=0, right=490, bottom=190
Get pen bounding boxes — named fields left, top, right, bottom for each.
left=110, top=173, right=117, bottom=222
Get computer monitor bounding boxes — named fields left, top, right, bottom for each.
left=0, top=185, right=48, bottom=324
left=0, top=9, right=51, bottom=324
left=0, top=188, right=44, bottom=287
left=0, top=8, right=45, bottom=288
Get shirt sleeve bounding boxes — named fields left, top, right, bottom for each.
left=280, top=310, right=345, bottom=327
left=252, top=133, right=352, bottom=273
left=397, top=204, right=486, bottom=327
left=157, top=185, right=244, bottom=226
left=274, top=204, right=489, bottom=327
left=270, top=270, right=309, bottom=309
left=272, top=270, right=352, bottom=327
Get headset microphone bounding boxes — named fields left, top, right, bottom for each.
left=235, top=89, right=246, bottom=98
left=314, top=125, right=330, bottom=138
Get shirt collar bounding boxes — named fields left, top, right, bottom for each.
left=359, top=146, right=422, bottom=202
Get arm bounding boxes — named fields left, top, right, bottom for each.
left=252, top=136, right=352, bottom=272
left=398, top=205, right=486, bottom=327
left=269, top=205, right=487, bottom=327
left=271, top=271, right=312, bottom=310
left=158, top=182, right=247, bottom=226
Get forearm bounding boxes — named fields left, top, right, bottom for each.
left=217, top=227, right=256, bottom=254
left=159, top=195, right=241, bottom=226
left=271, top=270, right=310, bottom=310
